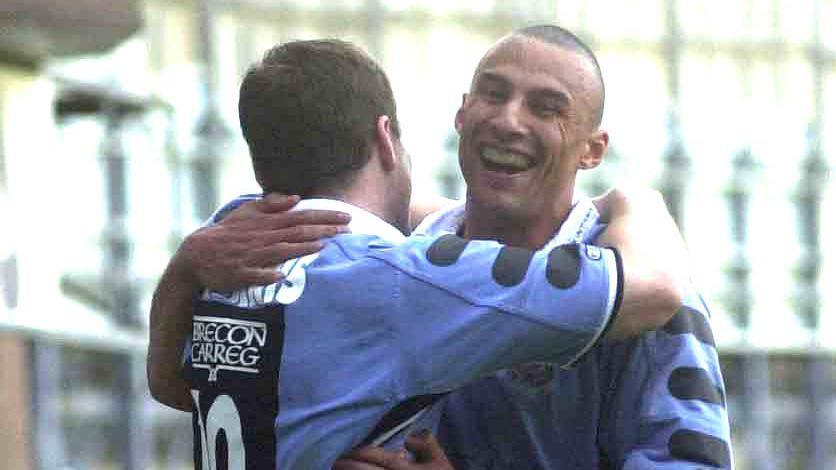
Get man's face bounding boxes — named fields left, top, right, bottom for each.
left=455, top=35, right=604, bottom=223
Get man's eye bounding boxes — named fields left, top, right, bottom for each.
left=531, top=102, right=561, bottom=118
left=480, top=88, right=506, bottom=102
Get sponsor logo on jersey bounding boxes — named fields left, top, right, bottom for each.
left=187, top=301, right=284, bottom=469
left=191, top=315, right=267, bottom=382
left=201, top=252, right=319, bottom=308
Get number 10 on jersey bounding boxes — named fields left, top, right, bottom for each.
left=192, top=390, right=246, bottom=470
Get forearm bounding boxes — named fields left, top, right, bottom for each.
left=609, top=245, right=683, bottom=340
left=147, top=249, right=200, bottom=411
left=596, top=189, right=687, bottom=339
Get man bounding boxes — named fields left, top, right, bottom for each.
left=177, top=26, right=733, bottom=469
left=147, top=39, right=687, bottom=469
left=340, top=26, right=732, bottom=469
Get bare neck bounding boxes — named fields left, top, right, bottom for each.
left=311, top=166, right=409, bottom=235
left=461, top=200, right=573, bottom=250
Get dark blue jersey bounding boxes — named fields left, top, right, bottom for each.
left=417, top=201, right=734, bottom=469
left=185, top=198, right=623, bottom=469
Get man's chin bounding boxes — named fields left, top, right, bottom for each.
left=468, top=192, right=530, bottom=220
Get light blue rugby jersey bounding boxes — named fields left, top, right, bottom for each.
left=416, top=201, right=734, bottom=469
left=184, top=196, right=623, bottom=470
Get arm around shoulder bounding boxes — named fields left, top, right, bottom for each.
left=147, top=246, right=201, bottom=411
left=594, top=188, right=688, bottom=340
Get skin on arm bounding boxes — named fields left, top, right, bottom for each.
left=592, top=187, right=689, bottom=340
left=181, top=194, right=351, bottom=291
left=146, top=194, right=351, bottom=410
left=147, top=248, right=201, bottom=411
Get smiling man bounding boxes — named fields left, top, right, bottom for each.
left=396, top=26, right=733, bottom=470
left=456, top=31, right=608, bottom=250
left=333, top=26, right=732, bottom=469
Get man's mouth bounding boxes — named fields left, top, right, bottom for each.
left=480, top=146, right=534, bottom=173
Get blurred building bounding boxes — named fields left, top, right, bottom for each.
left=0, top=1, right=833, bottom=469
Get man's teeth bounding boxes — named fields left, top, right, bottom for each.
left=481, top=147, right=530, bottom=171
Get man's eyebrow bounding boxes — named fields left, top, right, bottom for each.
left=531, top=88, right=571, bottom=107
left=474, top=71, right=509, bottom=86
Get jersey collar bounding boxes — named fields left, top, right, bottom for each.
left=413, top=198, right=600, bottom=247
left=293, top=198, right=406, bottom=244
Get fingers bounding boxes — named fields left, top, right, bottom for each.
left=222, top=197, right=285, bottom=223
left=263, top=224, right=350, bottom=244
left=216, top=193, right=350, bottom=233
left=267, top=209, right=352, bottom=229
left=592, top=187, right=628, bottom=222
left=332, top=459, right=386, bottom=470
left=332, top=432, right=452, bottom=470
left=238, top=268, right=284, bottom=287
left=182, top=194, right=352, bottom=292
left=593, top=186, right=672, bottom=224
left=226, top=208, right=351, bottom=233
left=590, top=190, right=612, bottom=222
left=336, top=446, right=410, bottom=469
left=244, top=241, right=326, bottom=268
left=199, top=267, right=284, bottom=291
left=404, top=430, right=451, bottom=465
left=256, top=193, right=300, bottom=212
left=240, top=224, right=348, bottom=268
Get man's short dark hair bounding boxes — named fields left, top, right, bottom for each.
left=515, top=25, right=605, bottom=127
left=239, top=39, right=400, bottom=195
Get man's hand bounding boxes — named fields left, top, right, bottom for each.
left=147, top=193, right=349, bottom=410
left=592, top=187, right=690, bottom=340
left=179, top=193, right=350, bottom=291
left=593, top=186, right=690, bottom=279
left=333, top=430, right=454, bottom=470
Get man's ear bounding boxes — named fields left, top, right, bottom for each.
left=454, top=93, right=469, bottom=134
left=578, top=130, right=609, bottom=170
left=376, top=115, right=398, bottom=172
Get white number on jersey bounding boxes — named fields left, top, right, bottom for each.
left=192, top=390, right=246, bottom=470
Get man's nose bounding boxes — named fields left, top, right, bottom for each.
left=489, top=98, right=526, bottom=139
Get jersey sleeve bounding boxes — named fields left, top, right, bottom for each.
left=598, top=287, right=734, bottom=469
left=365, top=233, right=623, bottom=396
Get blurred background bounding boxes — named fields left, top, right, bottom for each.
left=0, top=0, right=834, bottom=468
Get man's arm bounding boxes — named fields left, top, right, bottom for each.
left=146, top=194, right=351, bottom=410
left=165, top=188, right=686, bottom=344
left=599, top=290, right=733, bottom=469
left=593, top=187, right=689, bottom=340
left=147, top=249, right=200, bottom=411
left=595, top=190, right=732, bottom=467
left=148, top=187, right=686, bottom=408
